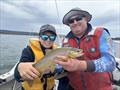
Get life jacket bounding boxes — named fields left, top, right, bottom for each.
left=22, top=38, right=57, bottom=90
left=62, top=27, right=113, bottom=90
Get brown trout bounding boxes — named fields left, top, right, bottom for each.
left=28, top=47, right=83, bottom=87
left=33, top=47, right=83, bottom=78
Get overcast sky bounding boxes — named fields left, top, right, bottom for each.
left=0, top=0, right=120, bottom=37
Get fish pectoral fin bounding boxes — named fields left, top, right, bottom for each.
left=50, top=66, right=55, bottom=73
left=27, top=80, right=33, bottom=87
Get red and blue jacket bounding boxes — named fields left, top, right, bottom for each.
left=58, top=23, right=116, bottom=90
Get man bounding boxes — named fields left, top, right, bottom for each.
left=55, top=8, right=116, bottom=90
left=14, top=24, right=57, bottom=90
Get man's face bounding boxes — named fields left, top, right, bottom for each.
left=68, top=15, right=88, bottom=37
left=39, top=31, right=56, bottom=48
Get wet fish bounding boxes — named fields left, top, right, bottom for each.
left=28, top=47, right=83, bottom=87
left=33, top=47, right=83, bottom=77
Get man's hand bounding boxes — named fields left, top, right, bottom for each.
left=18, top=62, right=40, bottom=80
left=54, top=56, right=87, bottom=72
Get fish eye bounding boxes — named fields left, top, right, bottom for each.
left=76, top=50, right=80, bottom=52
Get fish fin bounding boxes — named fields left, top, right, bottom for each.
left=45, top=49, right=52, bottom=55
left=27, top=80, right=33, bottom=87
left=54, top=71, right=67, bottom=79
left=50, top=63, right=56, bottom=73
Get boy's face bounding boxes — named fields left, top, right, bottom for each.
left=39, top=31, right=56, bottom=48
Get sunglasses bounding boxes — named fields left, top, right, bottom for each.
left=68, top=17, right=83, bottom=24
left=40, top=34, right=56, bottom=41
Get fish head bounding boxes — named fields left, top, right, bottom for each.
left=66, top=47, right=84, bottom=58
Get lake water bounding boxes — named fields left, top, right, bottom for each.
left=0, top=34, right=37, bottom=74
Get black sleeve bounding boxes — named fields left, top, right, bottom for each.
left=19, top=46, right=35, bottom=62
left=14, top=46, right=35, bottom=82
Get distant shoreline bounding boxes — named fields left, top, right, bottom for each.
left=0, top=30, right=120, bottom=40
left=112, top=38, right=120, bottom=41
left=0, top=30, right=39, bottom=36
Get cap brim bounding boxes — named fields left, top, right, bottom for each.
left=41, top=30, right=57, bottom=35
left=63, top=10, right=92, bottom=26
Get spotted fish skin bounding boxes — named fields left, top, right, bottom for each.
left=32, top=47, right=83, bottom=77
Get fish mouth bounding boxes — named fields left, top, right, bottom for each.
left=67, top=50, right=84, bottom=58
